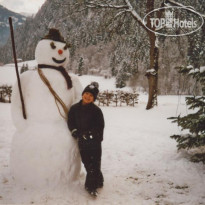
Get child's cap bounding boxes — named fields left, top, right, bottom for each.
left=82, top=82, right=99, bottom=101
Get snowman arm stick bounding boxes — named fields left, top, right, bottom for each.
left=9, top=17, right=27, bottom=119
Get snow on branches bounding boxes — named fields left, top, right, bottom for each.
left=85, top=1, right=129, bottom=9
left=166, top=0, right=205, bottom=18
left=85, top=0, right=145, bottom=29
left=146, top=68, right=157, bottom=76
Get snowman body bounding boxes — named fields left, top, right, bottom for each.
left=10, top=34, right=82, bottom=189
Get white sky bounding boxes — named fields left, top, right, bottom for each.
left=0, top=0, right=46, bottom=14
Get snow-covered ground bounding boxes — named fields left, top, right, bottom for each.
left=0, top=60, right=37, bottom=86
left=0, top=62, right=205, bottom=204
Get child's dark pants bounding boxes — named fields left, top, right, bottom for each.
left=78, top=138, right=104, bottom=191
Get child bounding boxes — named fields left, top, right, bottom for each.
left=67, top=82, right=104, bottom=196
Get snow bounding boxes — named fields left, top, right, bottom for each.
left=0, top=61, right=205, bottom=204
left=186, top=65, right=205, bottom=74
left=187, top=65, right=194, bottom=69
left=188, top=68, right=200, bottom=74
left=188, top=66, right=205, bottom=74
left=10, top=39, right=83, bottom=191
left=146, top=68, right=157, bottom=76
left=0, top=60, right=37, bottom=86
left=200, top=66, right=205, bottom=73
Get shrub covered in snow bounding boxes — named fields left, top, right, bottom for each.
left=0, top=84, right=12, bottom=103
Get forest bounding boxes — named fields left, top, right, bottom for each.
left=0, top=0, right=204, bottom=101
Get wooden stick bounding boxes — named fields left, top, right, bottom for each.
left=9, top=17, right=27, bottom=119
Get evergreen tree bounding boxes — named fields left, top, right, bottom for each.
left=168, top=0, right=205, bottom=162
left=77, top=57, right=84, bottom=76
left=110, top=54, right=118, bottom=77
left=169, top=65, right=205, bottom=163
left=20, top=64, right=29, bottom=74
left=116, top=61, right=131, bottom=88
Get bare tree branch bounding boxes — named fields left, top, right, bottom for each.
left=123, top=0, right=143, bottom=22
left=125, top=0, right=152, bottom=32
left=86, top=1, right=129, bottom=9
left=85, top=0, right=149, bottom=31
left=166, top=0, right=191, bottom=8
left=166, top=0, right=205, bottom=18
left=114, top=10, right=128, bottom=19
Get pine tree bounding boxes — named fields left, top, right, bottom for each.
left=116, top=61, right=131, bottom=88
left=77, top=57, right=84, bottom=76
left=20, top=64, right=29, bottom=74
left=169, top=65, right=205, bottom=163
left=110, top=54, right=118, bottom=77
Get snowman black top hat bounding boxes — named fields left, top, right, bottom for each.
left=42, top=28, right=66, bottom=43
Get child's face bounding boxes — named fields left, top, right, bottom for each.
left=82, top=92, right=94, bottom=104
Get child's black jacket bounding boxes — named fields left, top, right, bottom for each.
left=67, top=100, right=104, bottom=142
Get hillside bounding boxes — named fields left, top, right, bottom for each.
left=0, top=5, right=26, bottom=47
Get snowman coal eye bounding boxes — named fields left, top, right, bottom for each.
left=50, top=42, right=56, bottom=49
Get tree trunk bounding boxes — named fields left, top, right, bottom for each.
left=145, top=0, right=159, bottom=110
left=85, top=0, right=161, bottom=109
left=146, top=32, right=159, bottom=110
left=146, top=68, right=158, bottom=109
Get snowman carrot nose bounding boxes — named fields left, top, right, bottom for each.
left=58, top=49, right=63, bottom=55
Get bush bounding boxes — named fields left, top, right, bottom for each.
left=0, top=85, right=12, bottom=103
left=97, top=90, right=139, bottom=107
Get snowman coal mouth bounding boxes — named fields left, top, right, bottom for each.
left=52, top=57, right=66, bottom=64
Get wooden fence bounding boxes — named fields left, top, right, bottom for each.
left=97, top=90, right=139, bottom=107
left=0, top=86, right=139, bottom=107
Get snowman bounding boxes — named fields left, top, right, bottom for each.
left=10, top=28, right=82, bottom=189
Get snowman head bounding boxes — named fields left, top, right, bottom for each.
left=35, top=28, right=70, bottom=67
